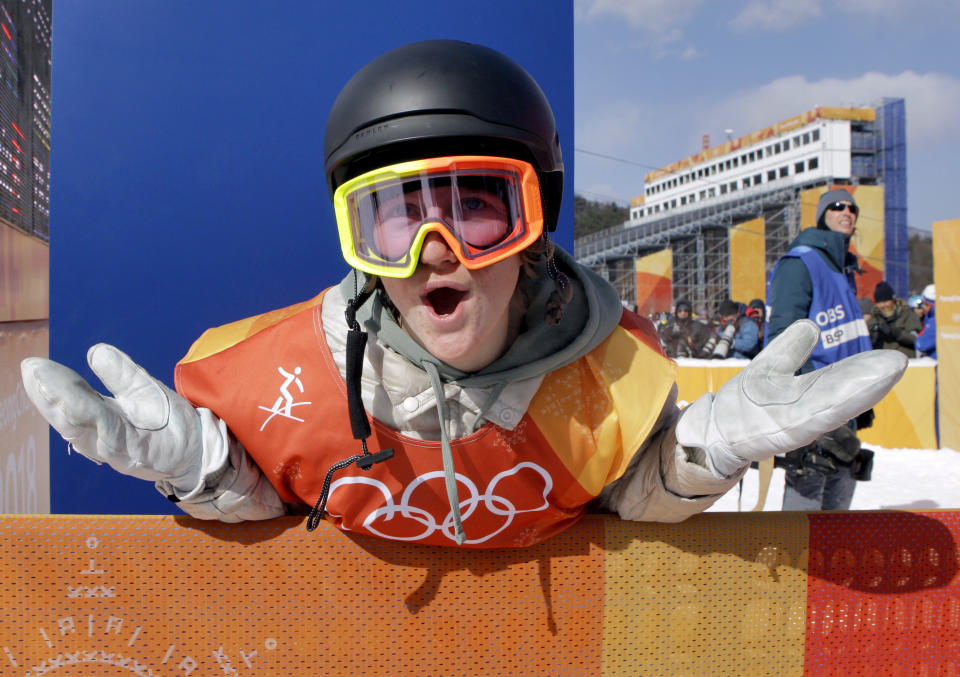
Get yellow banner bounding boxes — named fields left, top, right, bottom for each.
left=729, top=218, right=766, bottom=305
left=0, top=322, right=50, bottom=513
left=800, top=185, right=884, bottom=299
left=675, top=360, right=936, bottom=449
left=933, top=219, right=960, bottom=449
left=634, top=248, right=672, bottom=316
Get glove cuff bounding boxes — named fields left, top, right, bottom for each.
left=675, top=393, right=749, bottom=479
left=162, top=407, right=230, bottom=497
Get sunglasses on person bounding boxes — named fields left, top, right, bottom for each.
left=333, top=155, right=543, bottom=279
left=826, top=202, right=859, bottom=216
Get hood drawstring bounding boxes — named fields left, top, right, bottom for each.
left=422, top=360, right=466, bottom=545
left=307, top=275, right=394, bottom=532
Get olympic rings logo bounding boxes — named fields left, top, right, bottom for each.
left=325, top=462, right=553, bottom=545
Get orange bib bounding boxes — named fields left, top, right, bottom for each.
left=176, top=290, right=676, bottom=547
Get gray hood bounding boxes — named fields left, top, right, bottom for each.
left=340, top=246, right=624, bottom=388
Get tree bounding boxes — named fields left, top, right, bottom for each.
left=908, top=231, right=933, bottom=294
left=573, top=195, right=628, bottom=238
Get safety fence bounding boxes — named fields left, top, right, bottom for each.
left=0, top=511, right=957, bottom=676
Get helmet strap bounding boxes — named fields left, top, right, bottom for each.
left=307, top=271, right=393, bottom=532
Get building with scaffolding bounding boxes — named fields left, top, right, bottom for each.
left=574, top=98, right=907, bottom=316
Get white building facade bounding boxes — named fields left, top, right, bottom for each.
left=629, top=107, right=871, bottom=224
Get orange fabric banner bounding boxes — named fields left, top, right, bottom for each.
left=1, top=512, right=958, bottom=675
left=634, top=248, right=672, bottom=316
left=933, top=219, right=960, bottom=449
left=800, top=185, right=884, bottom=299
left=729, top=218, right=766, bottom=305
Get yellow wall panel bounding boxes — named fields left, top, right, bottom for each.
left=729, top=218, right=766, bottom=304
left=933, top=219, right=960, bottom=449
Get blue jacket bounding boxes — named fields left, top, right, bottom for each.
left=732, top=316, right=761, bottom=359
left=766, top=228, right=871, bottom=371
left=915, top=305, right=937, bottom=359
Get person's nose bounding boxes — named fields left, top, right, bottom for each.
left=424, top=204, right=446, bottom=220
left=419, top=230, right=458, bottom=269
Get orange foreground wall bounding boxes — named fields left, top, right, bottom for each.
left=0, top=512, right=957, bottom=676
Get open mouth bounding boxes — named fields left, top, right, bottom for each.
left=425, top=287, right=467, bottom=316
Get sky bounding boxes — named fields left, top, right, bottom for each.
left=573, top=0, right=960, bottom=233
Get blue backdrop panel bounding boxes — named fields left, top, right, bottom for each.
left=49, top=0, right=574, bottom=514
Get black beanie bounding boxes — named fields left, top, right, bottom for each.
left=675, top=298, right=692, bottom=313
left=718, top=299, right=739, bottom=317
left=816, top=188, right=857, bottom=229
left=874, top=281, right=895, bottom=303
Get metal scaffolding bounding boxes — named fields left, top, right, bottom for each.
left=574, top=99, right=908, bottom=314
left=574, top=184, right=806, bottom=314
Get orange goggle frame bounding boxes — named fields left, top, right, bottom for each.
left=333, top=156, right=544, bottom=278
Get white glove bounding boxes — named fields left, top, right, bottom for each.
left=21, top=343, right=205, bottom=492
left=676, top=319, right=908, bottom=478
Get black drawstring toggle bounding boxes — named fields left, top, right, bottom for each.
left=357, top=447, right=394, bottom=470
left=306, top=443, right=394, bottom=532
left=307, top=280, right=395, bottom=533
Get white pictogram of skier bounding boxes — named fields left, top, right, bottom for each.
left=259, top=366, right=312, bottom=431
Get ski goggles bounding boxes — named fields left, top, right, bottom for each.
left=333, top=155, right=544, bottom=278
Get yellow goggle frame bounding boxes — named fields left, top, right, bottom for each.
left=333, top=155, right=544, bottom=278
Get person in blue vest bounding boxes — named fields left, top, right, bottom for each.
left=766, top=188, right=874, bottom=510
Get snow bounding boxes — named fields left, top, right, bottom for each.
left=707, top=446, right=960, bottom=512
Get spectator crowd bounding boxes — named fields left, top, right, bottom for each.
left=652, top=282, right=936, bottom=362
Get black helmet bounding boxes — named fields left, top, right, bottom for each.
left=324, top=40, right=564, bottom=231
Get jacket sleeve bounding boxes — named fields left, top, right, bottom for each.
left=915, top=315, right=936, bottom=354
left=733, top=318, right=759, bottom=356
left=155, top=408, right=286, bottom=522
left=766, top=257, right=815, bottom=371
left=593, top=385, right=746, bottom=522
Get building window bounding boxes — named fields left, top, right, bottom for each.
left=720, top=184, right=728, bottom=194
left=729, top=181, right=737, bottom=191
left=708, top=187, right=716, bottom=197
left=794, top=135, right=801, bottom=148
left=808, top=157, right=819, bottom=170
left=795, top=161, right=805, bottom=173
left=812, top=129, right=820, bottom=142
left=803, top=132, right=810, bottom=144
left=754, top=173, right=762, bottom=185
left=774, top=142, right=781, bottom=154
left=733, top=157, right=739, bottom=167
left=680, top=196, right=687, bottom=205
left=700, top=190, right=706, bottom=200
left=743, top=176, right=751, bottom=188
left=779, top=165, right=789, bottom=178
left=767, top=169, right=776, bottom=181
